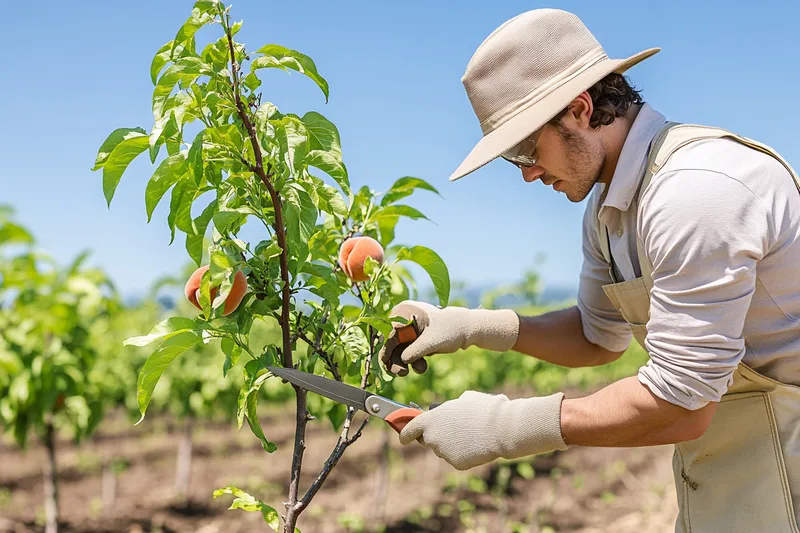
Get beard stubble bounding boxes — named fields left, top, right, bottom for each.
left=550, top=125, right=605, bottom=202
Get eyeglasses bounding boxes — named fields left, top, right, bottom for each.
left=501, top=129, right=543, bottom=168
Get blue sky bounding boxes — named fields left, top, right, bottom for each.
left=3, top=0, right=800, bottom=300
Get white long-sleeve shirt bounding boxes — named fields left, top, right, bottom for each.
left=578, top=103, right=800, bottom=410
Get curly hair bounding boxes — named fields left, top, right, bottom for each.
left=549, top=73, right=644, bottom=129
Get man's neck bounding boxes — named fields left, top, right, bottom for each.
left=597, top=103, right=643, bottom=185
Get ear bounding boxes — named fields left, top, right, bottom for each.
left=566, top=91, right=594, bottom=129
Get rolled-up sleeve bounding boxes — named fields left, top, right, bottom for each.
left=637, top=169, right=771, bottom=410
left=577, top=192, right=634, bottom=353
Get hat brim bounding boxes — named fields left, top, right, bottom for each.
left=448, top=47, right=661, bottom=182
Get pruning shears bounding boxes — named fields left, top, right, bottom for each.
left=268, top=321, right=436, bottom=434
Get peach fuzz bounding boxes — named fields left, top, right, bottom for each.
left=338, top=236, right=385, bottom=282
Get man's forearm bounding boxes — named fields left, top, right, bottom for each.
left=512, top=306, right=624, bottom=367
left=560, top=376, right=717, bottom=446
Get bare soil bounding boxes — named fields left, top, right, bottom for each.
left=0, top=404, right=678, bottom=533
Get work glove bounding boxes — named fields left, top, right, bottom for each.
left=379, top=300, right=520, bottom=376
left=399, top=390, right=568, bottom=470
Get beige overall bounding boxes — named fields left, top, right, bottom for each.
left=597, top=122, right=800, bottom=532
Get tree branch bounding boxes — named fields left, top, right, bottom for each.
left=296, top=328, right=341, bottom=382
left=221, top=13, right=307, bottom=532
left=295, top=413, right=370, bottom=514
left=223, top=13, right=291, bottom=370
left=293, top=288, right=381, bottom=512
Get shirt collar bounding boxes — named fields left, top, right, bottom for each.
left=599, top=103, right=667, bottom=213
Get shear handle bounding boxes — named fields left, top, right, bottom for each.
left=395, top=320, right=419, bottom=344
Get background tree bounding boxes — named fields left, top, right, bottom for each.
left=0, top=207, right=121, bottom=533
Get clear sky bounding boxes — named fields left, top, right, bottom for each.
left=3, top=0, right=800, bottom=299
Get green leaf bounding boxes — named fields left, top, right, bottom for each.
left=237, top=359, right=272, bottom=444
left=339, top=324, right=369, bottom=363
left=186, top=199, right=217, bottom=266
left=9, top=373, right=30, bottom=404
left=123, top=316, right=198, bottom=347
left=327, top=402, right=347, bottom=432
left=301, top=111, right=341, bottom=158
left=145, top=152, right=189, bottom=221
left=172, top=5, right=216, bottom=55
left=376, top=205, right=429, bottom=221
left=149, top=91, right=192, bottom=158
left=244, top=73, right=261, bottom=91
left=319, top=186, right=347, bottom=219
left=272, top=116, right=308, bottom=176
left=151, top=41, right=192, bottom=85
left=93, top=127, right=147, bottom=170
left=198, top=265, right=213, bottom=317
left=255, top=241, right=282, bottom=260
left=209, top=250, right=237, bottom=309
left=102, top=133, right=150, bottom=207
left=246, top=386, right=277, bottom=453
left=0, top=222, right=34, bottom=246
left=154, top=58, right=212, bottom=120
left=356, top=316, right=393, bottom=337
left=205, top=124, right=244, bottom=159
left=380, top=176, right=441, bottom=206
left=136, top=331, right=202, bottom=423
left=283, top=184, right=317, bottom=263
left=516, top=462, right=535, bottom=480
left=376, top=214, right=398, bottom=248
left=302, top=176, right=347, bottom=220
left=66, top=250, right=91, bottom=278
left=151, top=42, right=174, bottom=85
left=167, top=179, right=197, bottom=244
left=192, top=0, right=221, bottom=15
left=396, top=246, right=450, bottom=307
left=305, top=150, right=349, bottom=196
left=188, top=130, right=206, bottom=184
left=221, top=337, right=241, bottom=377
left=251, top=44, right=329, bottom=102
left=254, top=102, right=279, bottom=131
left=213, top=208, right=248, bottom=234
left=212, top=486, right=280, bottom=530
left=201, top=23, right=241, bottom=70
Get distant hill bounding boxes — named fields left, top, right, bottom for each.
left=450, top=282, right=577, bottom=308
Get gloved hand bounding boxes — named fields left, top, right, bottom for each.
left=379, top=300, right=520, bottom=376
left=399, top=390, right=568, bottom=470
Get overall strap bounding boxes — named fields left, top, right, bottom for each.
left=596, top=220, right=616, bottom=283
left=595, top=120, right=679, bottom=285
left=635, top=123, right=800, bottom=293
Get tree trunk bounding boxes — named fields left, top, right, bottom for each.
left=101, top=449, right=116, bottom=517
left=283, top=390, right=309, bottom=533
left=174, top=417, right=193, bottom=500
left=42, top=415, right=59, bottom=533
left=371, top=426, right=391, bottom=526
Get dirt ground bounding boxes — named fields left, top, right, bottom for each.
left=0, top=403, right=679, bottom=533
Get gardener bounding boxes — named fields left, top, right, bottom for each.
left=379, top=8, right=800, bottom=532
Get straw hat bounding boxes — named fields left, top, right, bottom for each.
left=449, top=9, right=659, bottom=181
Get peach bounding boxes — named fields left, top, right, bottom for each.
left=54, top=393, right=66, bottom=411
left=184, top=265, right=248, bottom=316
left=339, top=236, right=384, bottom=282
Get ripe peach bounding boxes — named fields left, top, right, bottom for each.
left=339, top=236, right=384, bottom=282
left=54, top=393, right=66, bottom=411
left=184, top=265, right=248, bottom=316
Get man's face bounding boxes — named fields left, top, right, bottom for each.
left=516, top=119, right=605, bottom=203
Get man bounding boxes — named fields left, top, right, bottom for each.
left=379, top=9, right=800, bottom=532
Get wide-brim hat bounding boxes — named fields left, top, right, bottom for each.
left=449, top=9, right=660, bottom=182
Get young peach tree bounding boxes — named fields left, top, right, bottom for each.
left=0, top=208, right=122, bottom=533
left=92, top=2, right=448, bottom=531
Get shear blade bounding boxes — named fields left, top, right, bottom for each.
left=268, top=366, right=369, bottom=412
